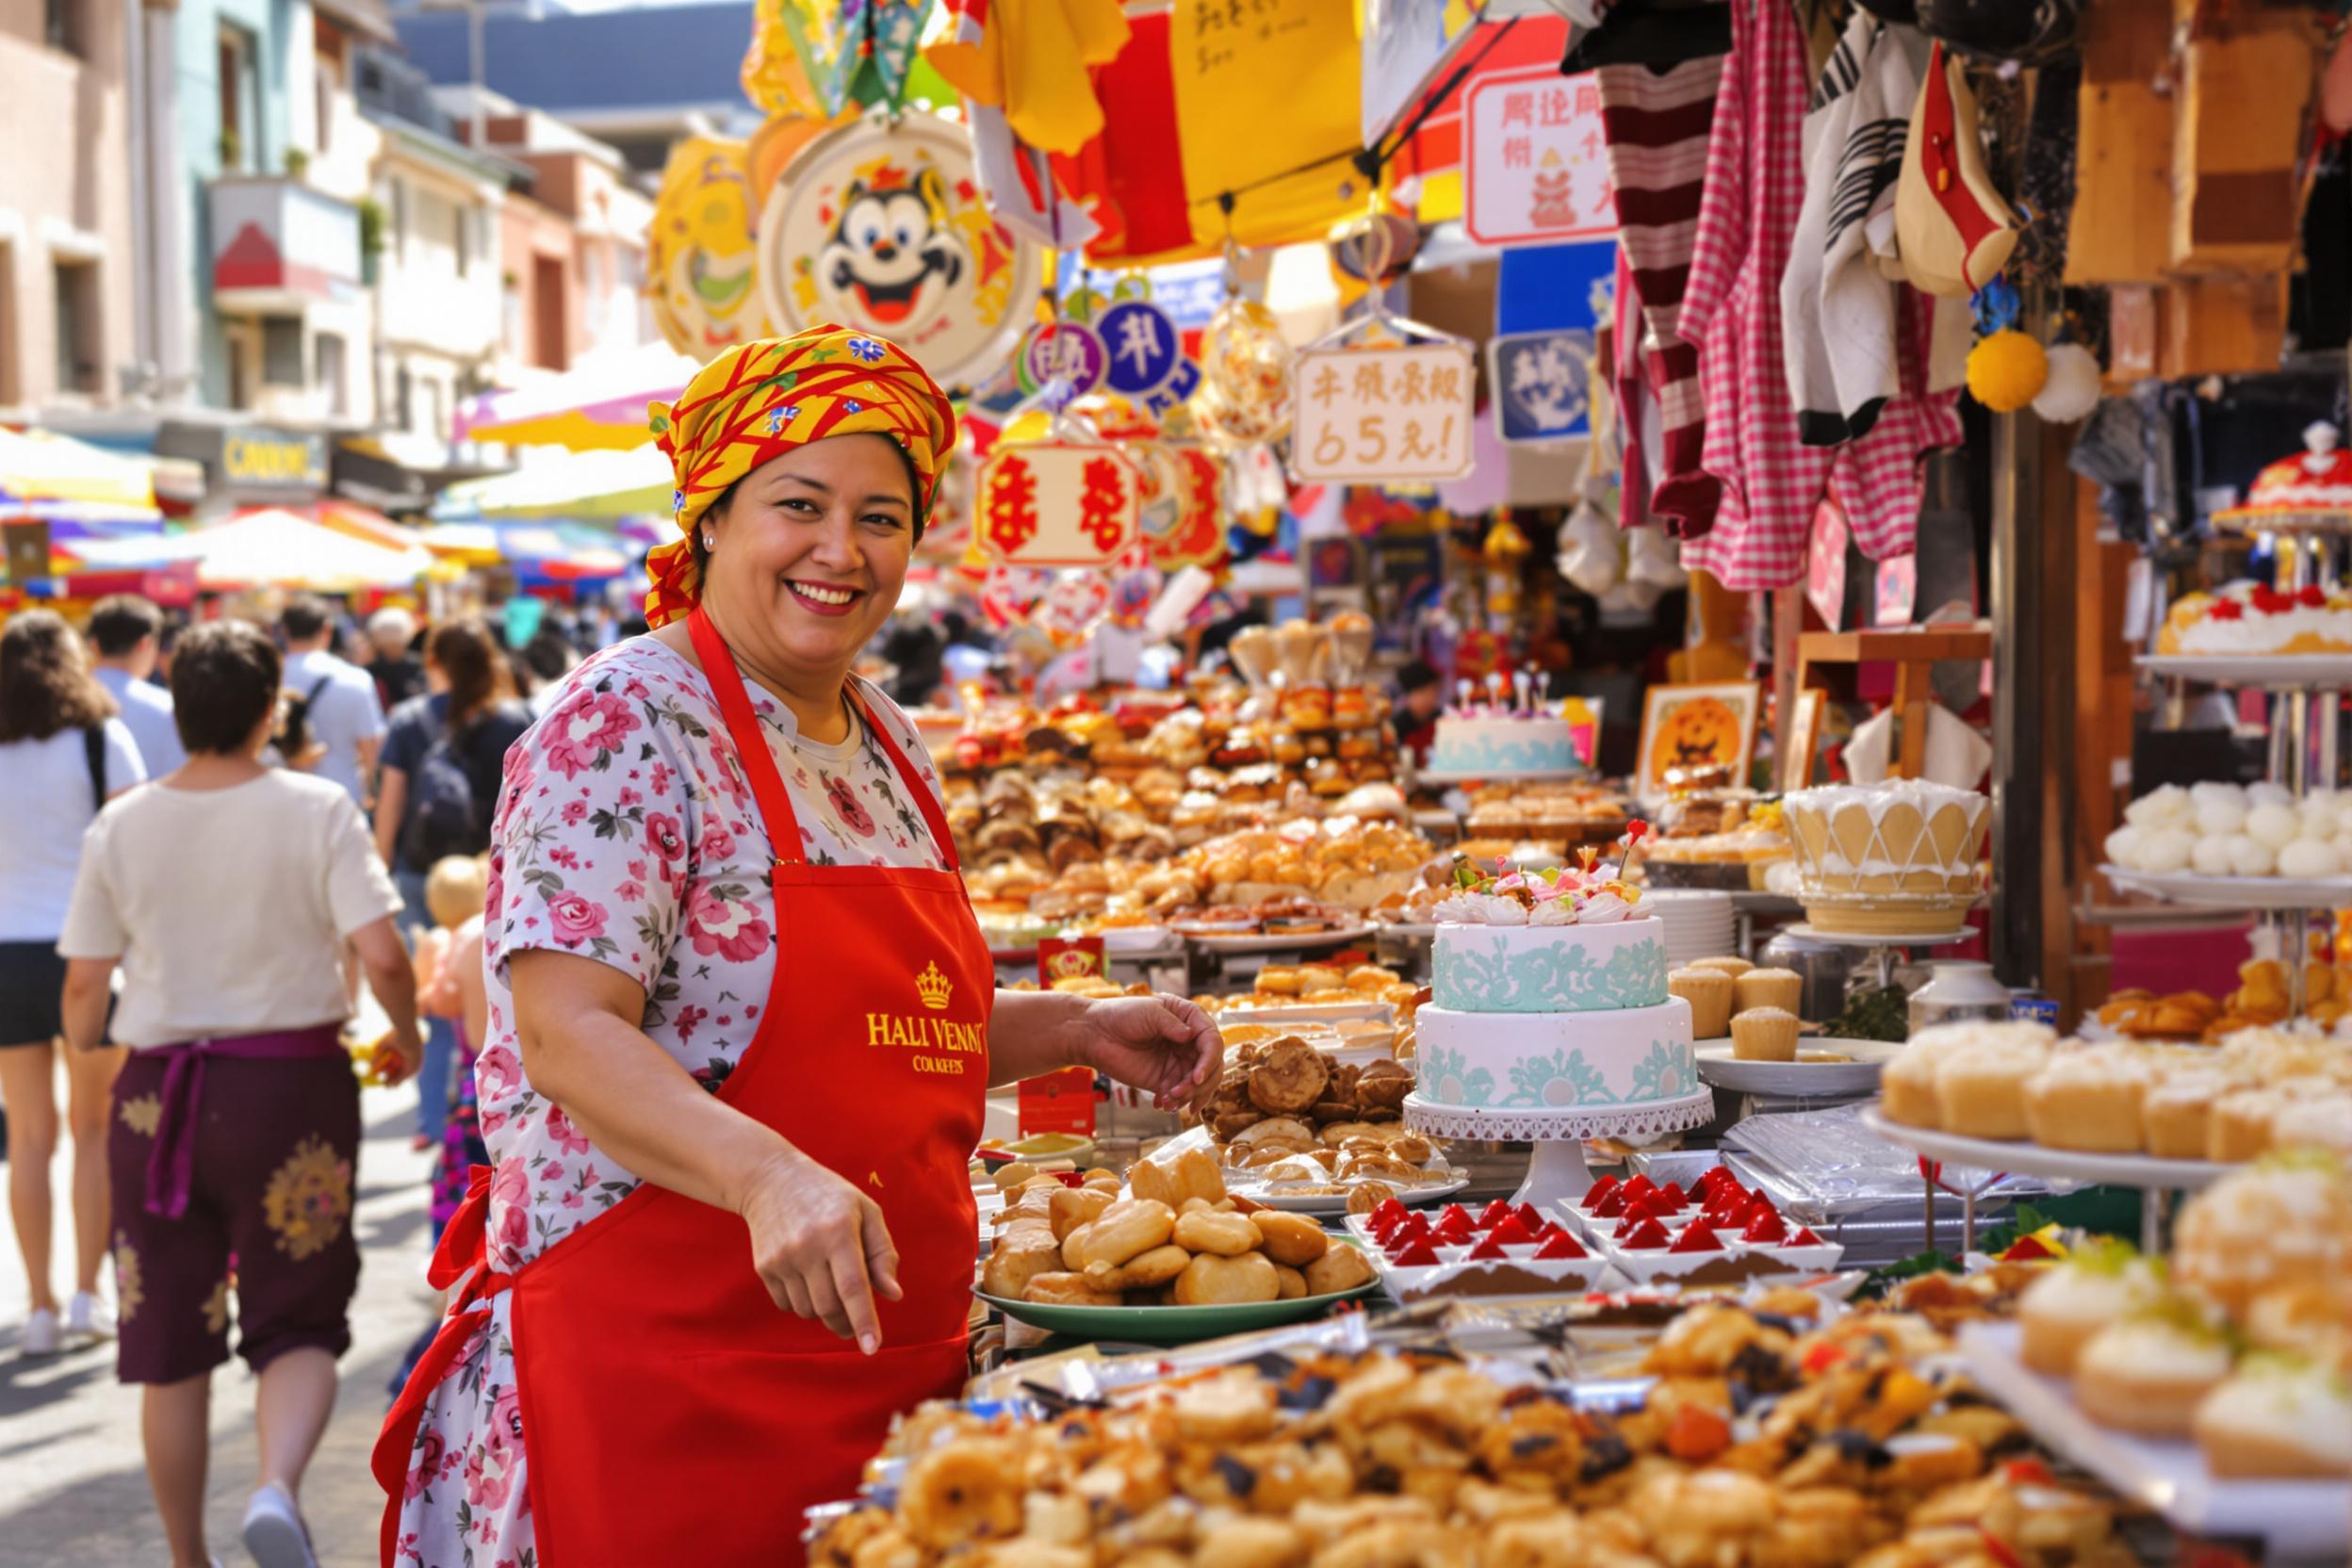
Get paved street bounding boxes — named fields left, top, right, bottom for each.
left=0, top=1077, right=438, bottom=1568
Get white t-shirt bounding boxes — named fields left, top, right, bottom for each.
left=283, top=648, right=386, bottom=805
left=0, top=720, right=145, bottom=941
left=93, top=665, right=187, bottom=777
left=58, top=770, right=400, bottom=1047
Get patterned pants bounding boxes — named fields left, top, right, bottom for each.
left=107, top=1054, right=361, bottom=1384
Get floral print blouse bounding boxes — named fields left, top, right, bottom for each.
left=391, top=635, right=948, bottom=1568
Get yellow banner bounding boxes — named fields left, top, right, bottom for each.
left=1168, top=0, right=1371, bottom=250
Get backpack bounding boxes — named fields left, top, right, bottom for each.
left=400, top=715, right=494, bottom=869
left=276, top=675, right=334, bottom=769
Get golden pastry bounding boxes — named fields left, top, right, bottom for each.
left=1174, top=1251, right=1282, bottom=1305
left=1249, top=1211, right=1331, bottom=1267
left=1303, top=1244, right=1376, bottom=1296
left=1668, top=968, right=1735, bottom=1038
left=1733, top=967, right=1804, bottom=1017
left=1172, top=1208, right=1262, bottom=1257
left=1730, top=1006, right=1801, bottom=1062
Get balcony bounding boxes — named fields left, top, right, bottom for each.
left=210, top=177, right=363, bottom=313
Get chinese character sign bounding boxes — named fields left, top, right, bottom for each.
left=1289, top=343, right=1477, bottom=482
left=975, top=443, right=1144, bottom=566
left=1487, top=328, right=1594, bottom=444
left=1463, top=68, right=1613, bottom=246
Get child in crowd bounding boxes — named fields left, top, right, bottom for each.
left=417, top=856, right=488, bottom=1243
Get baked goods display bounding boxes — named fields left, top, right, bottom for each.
left=1348, top=1198, right=1608, bottom=1300
left=977, top=1148, right=1378, bottom=1310
left=2156, top=579, right=2352, bottom=658
left=1459, top=781, right=1629, bottom=845
left=2105, top=779, right=2352, bottom=882
left=1644, top=794, right=1794, bottom=890
left=1194, top=1039, right=1455, bottom=1197
left=1559, top=1167, right=1843, bottom=1283
left=816, top=1303, right=2144, bottom=1568
left=1783, top=779, right=1987, bottom=936
left=1877, top=1021, right=2352, bottom=1161
left=1413, top=855, right=1698, bottom=1115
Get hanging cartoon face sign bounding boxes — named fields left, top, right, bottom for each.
left=756, top=114, right=1041, bottom=392
left=646, top=137, right=772, bottom=355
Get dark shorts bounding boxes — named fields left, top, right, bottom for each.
left=108, top=1053, right=362, bottom=1385
left=0, top=940, right=66, bottom=1046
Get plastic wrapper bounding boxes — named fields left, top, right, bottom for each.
left=1721, top=1103, right=2072, bottom=1221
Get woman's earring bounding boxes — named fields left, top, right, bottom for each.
left=702, top=532, right=715, bottom=551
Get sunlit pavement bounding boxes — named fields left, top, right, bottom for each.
left=0, top=1077, right=437, bottom=1568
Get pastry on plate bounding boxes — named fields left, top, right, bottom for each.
left=1934, top=1037, right=2051, bottom=1141
left=1733, top=967, right=1804, bottom=1017
left=2073, top=1309, right=2232, bottom=1436
left=1730, top=1006, right=1801, bottom=1062
left=2269, top=1093, right=2352, bottom=1155
left=1880, top=1039, right=1953, bottom=1129
left=2022, top=1047, right=2151, bottom=1153
left=2173, top=1150, right=2352, bottom=1317
left=2193, top=1356, right=2352, bottom=1478
left=2207, top=1086, right=2289, bottom=1163
left=1690, top=956, right=1754, bottom=980
left=2016, top=1240, right=2164, bottom=1376
left=1667, top=967, right=1735, bottom=1038
left=2140, top=1069, right=2238, bottom=1161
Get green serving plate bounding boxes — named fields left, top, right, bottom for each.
left=974, top=1240, right=1378, bottom=1346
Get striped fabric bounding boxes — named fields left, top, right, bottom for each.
left=1598, top=54, right=1725, bottom=538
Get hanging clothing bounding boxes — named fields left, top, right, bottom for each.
left=1596, top=53, right=1727, bottom=536
left=1680, top=0, right=1961, bottom=590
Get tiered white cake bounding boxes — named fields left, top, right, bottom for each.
left=1416, top=910, right=1697, bottom=1113
left=1428, top=711, right=1577, bottom=776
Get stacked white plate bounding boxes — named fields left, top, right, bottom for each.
left=1642, top=889, right=1738, bottom=968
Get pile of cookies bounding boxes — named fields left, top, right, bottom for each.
left=978, top=1148, right=1377, bottom=1309
left=811, top=1300, right=2136, bottom=1568
left=1880, top=1021, right=2352, bottom=1161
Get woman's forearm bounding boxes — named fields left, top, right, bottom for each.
left=985, top=988, right=1091, bottom=1087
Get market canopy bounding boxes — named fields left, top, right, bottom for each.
left=436, top=446, right=676, bottom=520
left=69, top=508, right=433, bottom=591
left=0, top=427, right=159, bottom=511
left=452, top=342, right=701, bottom=453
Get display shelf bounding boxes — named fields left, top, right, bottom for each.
left=1960, top=1322, right=2350, bottom=1560
left=1779, top=923, right=1975, bottom=948
left=1184, top=923, right=1379, bottom=954
left=1858, top=1106, right=2229, bottom=1189
left=2100, top=865, right=2352, bottom=909
left=1402, top=1090, right=1715, bottom=1212
left=1693, top=1038, right=1899, bottom=1097
left=2135, top=652, right=2352, bottom=689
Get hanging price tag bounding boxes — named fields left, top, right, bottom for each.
left=1289, top=342, right=1477, bottom=483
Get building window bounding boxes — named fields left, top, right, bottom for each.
left=317, top=332, right=347, bottom=416
left=395, top=365, right=412, bottom=432
left=262, top=318, right=304, bottom=387
left=45, top=0, right=81, bottom=56
left=52, top=260, right=98, bottom=394
left=218, top=24, right=261, bottom=172
left=315, top=54, right=336, bottom=157
left=454, top=204, right=470, bottom=277
left=389, top=179, right=407, bottom=261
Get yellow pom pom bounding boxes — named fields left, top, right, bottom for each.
left=1966, top=330, right=2049, bottom=413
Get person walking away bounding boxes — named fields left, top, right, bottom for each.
left=362, top=608, right=426, bottom=712
left=417, top=857, right=489, bottom=1245
left=87, top=595, right=186, bottom=779
left=373, top=620, right=531, bottom=1152
left=519, top=628, right=577, bottom=718
left=58, top=619, right=421, bottom=1568
left=0, top=611, right=144, bottom=1356
left=277, top=596, right=385, bottom=808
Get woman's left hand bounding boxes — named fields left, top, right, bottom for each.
left=1071, top=994, right=1223, bottom=1114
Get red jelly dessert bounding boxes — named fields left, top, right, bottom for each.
left=1621, top=1216, right=1671, bottom=1249
left=2001, top=1234, right=2055, bottom=1262
left=1465, top=1231, right=1511, bottom=1261
left=1694, top=1167, right=1735, bottom=1198
left=1439, top=1203, right=1474, bottom=1225
left=1392, top=1213, right=1431, bottom=1241
left=1589, top=1187, right=1627, bottom=1219
left=1534, top=1231, right=1588, bottom=1260
left=1513, top=1203, right=1546, bottom=1233
left=1536, top=1221, right=1576, bottom=1246
left=1371, top=1198, right=1409, bottom=1227
left=1486, top=1217, right=1536, bottom=1248
left=1788, top=1227, right=1825, bottom=1247
left=1742, top=1190, right=1778, bottom=1219
left=1653, top=1182, right=1688, bottom=1211
left=1740, top=1208, right=1788, bottom=1244
left=1620, top=1175, right=1656, bottom=1201
left=1432, top=1213, right=1474, bottom=1245
left=1476, top=1200, right=1516, bottom=1231
left=1580, top=1175, right=1621, bottom=1210
left=1671, top=1221, right=1723, bottom=1254
left=1388, top=1238, right=1441, bottom=1266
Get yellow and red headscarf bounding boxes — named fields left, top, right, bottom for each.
left=644, top=325, right=958, bottom=628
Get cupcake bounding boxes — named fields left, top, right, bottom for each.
left=2192, top=1357, right=2352, bottom=1478
left=2141, top=1070, right=2238, bottom=1161
left=2208, top=1087, right=2289, bottom=1163
left=2268, top=1093, right=2352, bottom=1156
left=1690, top=956, right=1754, bottom=980
left=1934, top=1039, right=2052, bottom=1141
left=2073, top=1308, right=2233, bottom=1436
left=2174, top=1151, right=2352, bottom=1318
left=1730, top=1006, right=1802, bottom=1062
left=1668, top=968, right=1735, bottom=1039
left=2016, top=1241, right=2163, bottom=1376
left=2022, top=1047, right=2152, bottom=1153
left=1881, top=1037, right=1959, bottom=1129
left=1733, top=967, right=1805, bottom=1017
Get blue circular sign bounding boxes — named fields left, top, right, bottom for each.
left=1097, top=299, right=1183, bottom=399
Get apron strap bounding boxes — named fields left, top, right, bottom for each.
left=688, top=606, right=960, bottom=874
left=687, top=607, right=808, bottom=863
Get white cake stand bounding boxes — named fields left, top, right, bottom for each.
left=1402, top=1090, right=1716, bottom=1212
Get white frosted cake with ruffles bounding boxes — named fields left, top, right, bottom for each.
left=1414, top=867, right=1696, bottom=1113
left=1429, top=711, right=1576, bottom=776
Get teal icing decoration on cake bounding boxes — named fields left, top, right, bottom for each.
left=1500, top=1048, right=1616, bottom=1108
left=1429, top=729, right=1577, bottom=775
left=1626, top=1040, right=1699, bottom=1102
left=1433, top=930, right=1670, bottom=1013
left=1417, top=1044, right=1497, bottom=1107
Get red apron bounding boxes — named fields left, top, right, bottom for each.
left=376, top=607, right=990, bottom=1567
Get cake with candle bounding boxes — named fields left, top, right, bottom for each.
left=1413, top=834, right=1701, bottom=1115
left=1427, top=674, right=1581, bottom=776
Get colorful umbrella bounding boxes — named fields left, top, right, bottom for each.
left=453, top=342, right=702, bottom=453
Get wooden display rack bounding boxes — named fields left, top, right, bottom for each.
left=1793, top=624, right=1994, bottom=781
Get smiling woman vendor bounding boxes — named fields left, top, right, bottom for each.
left=376, top=328, right=1222, bottom=1567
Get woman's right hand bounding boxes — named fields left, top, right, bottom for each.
left=736, top=1147, right=902, bottom=1354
